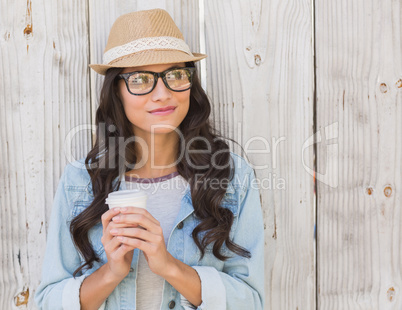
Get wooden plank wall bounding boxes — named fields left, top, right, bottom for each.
left=203, top=0, right=315, bottom=309
left=0, top=0, right=91, bottom=309
left=0, top=0, right=400, bottom=309
left=315, top=0, right=402, bottom=309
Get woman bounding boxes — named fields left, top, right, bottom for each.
left=35, top=8, right=265, bottom=310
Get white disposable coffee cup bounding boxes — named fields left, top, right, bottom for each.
left=105, top=189, right=148, bottom=209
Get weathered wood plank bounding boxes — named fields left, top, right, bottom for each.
left=0, top=0, right=91, bottom=308
left=204, top=0, right=315, bottom=309
left=315, top=0, right=402, bottom=308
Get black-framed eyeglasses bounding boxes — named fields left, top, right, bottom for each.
left=117, top=67, right=196, bottom=96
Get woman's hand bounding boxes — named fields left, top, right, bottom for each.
left=109, top=207, right=175, bottom=277
left=101, top=207, right=136, bottom=280
left=109, top=207, right=202, bottom=306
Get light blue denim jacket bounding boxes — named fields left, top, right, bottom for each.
left=35, top=152, right=265, bottom=310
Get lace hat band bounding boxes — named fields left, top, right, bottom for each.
left=103, top=36, right=194, bottom=65
left=89, top=9, right=207, bottom=75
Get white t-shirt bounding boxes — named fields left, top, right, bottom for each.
left=125, top=171, right=188, bottom=309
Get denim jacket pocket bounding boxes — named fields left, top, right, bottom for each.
left=72, top=201, right=90, bottom=218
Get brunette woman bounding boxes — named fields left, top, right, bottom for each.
left=35, top=9, right=265, bottom=310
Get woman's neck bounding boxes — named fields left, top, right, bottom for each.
left=126, top=130, right=179, bottom=179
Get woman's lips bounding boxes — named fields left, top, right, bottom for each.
left=149, top=107, right=176, bottom=115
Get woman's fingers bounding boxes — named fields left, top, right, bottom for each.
left=110, top=227, right=163, bottom=244
left=108, top=209, right=171, bottom=277
left=112, top=211, right=161, bottom=234
left=104, top=236, right=135, bottom=279
left=112, top=243, right=136, bottom=259
left=116, top=236, right=153, bottom=254
left=101, top=208, right=140, bottom=242
left=101, top=208, right=121, bottom=234
left=100, top=208, right=142, bottom=279
left=119, top=207, right=159, bottom=224
left=103, top=234, right=122, bottom=253
left=104, top=236, right=136, bottom=259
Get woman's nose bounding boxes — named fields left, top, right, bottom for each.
left=151, top=77, right=172, bottom=101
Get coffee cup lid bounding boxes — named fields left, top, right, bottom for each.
left=105, top=189, right=147, bottom=204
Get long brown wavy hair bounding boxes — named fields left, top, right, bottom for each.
left=70, top=62, right=251, bottom=276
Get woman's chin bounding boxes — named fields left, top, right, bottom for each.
left=141, top=124, right=181, bottom=135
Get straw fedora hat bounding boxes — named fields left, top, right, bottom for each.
left=89, top=9, right=207, bottom=75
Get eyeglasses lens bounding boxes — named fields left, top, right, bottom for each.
left=127, top=73, right=155, bottom=95
left=165, top=69, right=192, bottom=90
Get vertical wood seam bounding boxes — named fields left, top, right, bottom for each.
left=86, top=0, right=93, bottom=147
left=312, top=0, right=318, bottom=308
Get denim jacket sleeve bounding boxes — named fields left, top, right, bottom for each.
left=34, top=165, right=89, bottom=310
left=181, top=164, right=265, bottom=310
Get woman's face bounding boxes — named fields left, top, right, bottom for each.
left=118, top=62, right=190, bottom=136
